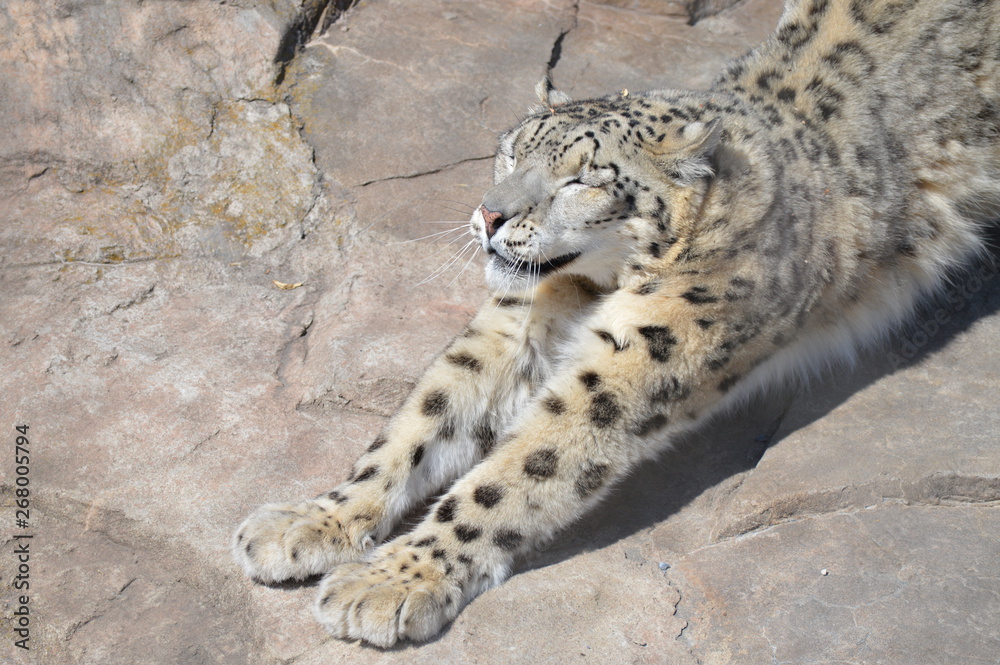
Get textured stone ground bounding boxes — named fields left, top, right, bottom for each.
left=1, top=1, right=998, bottom=663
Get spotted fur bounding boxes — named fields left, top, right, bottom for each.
left=234, top=0, right=999, bottom=647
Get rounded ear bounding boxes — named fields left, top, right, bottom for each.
left=643, top=119, right=723, bottom=185
left=532, top=77, right=572, bottom=112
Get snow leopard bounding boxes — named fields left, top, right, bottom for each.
left=234, top=0, right=999, bottom=647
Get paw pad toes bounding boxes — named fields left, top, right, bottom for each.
left=313, top=546, right=459, bottom=646
left=233, top=500, right=374, bottom=582
left=351, top=591, right=406, bottom=647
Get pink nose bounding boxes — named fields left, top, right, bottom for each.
left=480, top=205, right=506, bottom=239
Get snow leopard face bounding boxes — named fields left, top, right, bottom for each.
left=471, top=91, right=722, bottom=293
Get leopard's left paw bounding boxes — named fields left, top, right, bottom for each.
left=314, top=541, right=467, bottom=647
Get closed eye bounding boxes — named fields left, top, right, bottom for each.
left=559, top=180, right=596, bottom=197
left=563, top=175, right=612, bottom=191
left=566, top=167, right=616, bottom=189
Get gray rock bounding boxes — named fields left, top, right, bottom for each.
left=1, top=0, right=997, bottom=663
left=672, top=504, right=1000, bottom=664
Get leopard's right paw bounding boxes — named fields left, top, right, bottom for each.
left=233, top=498, right=378, bottom=583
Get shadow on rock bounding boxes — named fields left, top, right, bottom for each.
left=522, top=234, right=1000, bottom=572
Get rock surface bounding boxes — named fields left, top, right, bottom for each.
left=1, top=0, right=998, bottom=663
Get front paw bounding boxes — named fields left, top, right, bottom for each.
left=314, top=541, right=466, bottom=647
left=233, top=497, right=378, bottom=583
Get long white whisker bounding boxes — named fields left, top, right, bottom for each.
left=422, top=235, right=475, bottom=266
left=433, top=202, right=477, bottom=216
left=449, top=245, right=483, bottom=286
left=419, top=252, right=468, bottom=287
left=490, top=261, right=513, bottom=316
left=529, top=262, right=540, bottom=315
left=436, top=198, right=477, bottom=211
left=391, top=226, right=468, bottom=245
left=520, top=264, right=537, bottom=334
left=441, top=232, right=475, bottom=248
left=418, top=240, right=477, bottom=286
left=441, top=240, right=478, bottom=272
left=490, top=254, right=527, bottom=317
left=420, top=243, right=472, bottom=285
